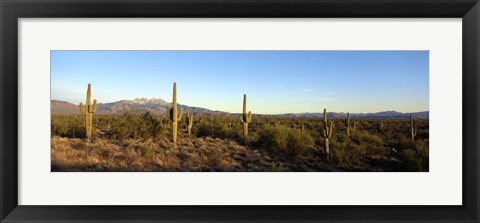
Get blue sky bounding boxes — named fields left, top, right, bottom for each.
left=51, top=51, right=429, bottom=114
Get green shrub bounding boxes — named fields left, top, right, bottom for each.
left=110, top=112, right=166, bottom=141
left=51, top=115, right=85, bottom=138
left=333, top=139, right=364, bottom=168
left=258, top=125, right=314, bottom=158
left=401, top=139, right=429, bottom=171
left=195, top=121, right=239, bottom=140
left=137, top=140, right=157, bottom=160
left=351, top=130, right=384, bottom=148
left=259, top=125, right=288, bottom=150
left=332, top=130, right=386, bottom=169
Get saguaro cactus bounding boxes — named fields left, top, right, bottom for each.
left=186, top=108, right=193, bottom=138
left=169, top=82, right=183, bottom=144
left=321, top=108, right=334, bottom=160
left=79, top=83, right=97, bottom=141
left=410, top=115, right=417, bottom=142
left=239, top=94, right=252, bottom=143
left=378, top=121, right=385, bottom=133
left=345, top=112, right=355, bottom=136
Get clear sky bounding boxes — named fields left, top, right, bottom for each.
left=51, top=50, right=429, bottom=114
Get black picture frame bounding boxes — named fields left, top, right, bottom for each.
left=1, top=0, right=479, bottom=222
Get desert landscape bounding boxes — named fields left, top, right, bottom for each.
left=51, top=50, right=429, bottom=172
left=51, top=83, right=428, bottom=172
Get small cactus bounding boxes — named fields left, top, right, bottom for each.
left=345, top=112, right=355, bottom=136
left=79, top=83, right=97, bottom=141
left=239, top=94, right=252, bottom=143
left=379, top=121, right=385, bottom=133
left=301, top=123, right=306, bottom=132
left=169, top=82, right=183, bottom=144
left=186, top=108, right=193, bottom=138
left=410, top=115, right=417, bottom=142
left=321, top=108, right=334, bottom=160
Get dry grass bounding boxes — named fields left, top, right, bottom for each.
left=51, top=132, right=338, bottom=172
left=51, top=135, right=275, bottom=172
left=51, top=115, right=428, bottom=172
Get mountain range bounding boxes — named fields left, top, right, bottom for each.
left=51, top=98, right=429, bottom=119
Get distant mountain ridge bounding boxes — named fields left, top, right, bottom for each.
left=51, top=99, right=429, bottom=119
left=279, top=110, right=429, bottom=119
left=51, top=98, right=218, bottom=115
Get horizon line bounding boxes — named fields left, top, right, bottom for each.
left=51, top=99, right=429, bottom=115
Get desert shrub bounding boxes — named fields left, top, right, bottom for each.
left=206, top=149, right=225, bottom=167
left=351, top=130, right=384, bottom=148
left=333, top=139, right=364, bottom=168
left=195, top=121, right=239, bottom=140
left=110, top=112, right=166, bottom=141
left=258, top=125, right=314, bottom=158
left=400, top=139, right=429, bottom=171
left=332, top=130, right=386, bottom=169
left=51, top=115, right=85, bottom=138
left=139, top=144, right=155, bottom=160
left=51, top=116, right=69, bottom=136
left=416, top=128, right=429, bottom=139
left=286, top=128, right=315, bottom=156
left=267, top=161, right=287, bottom=172
left=259, top=125, right=288, bottom=150
left=390, top=134, right=412, bottom=151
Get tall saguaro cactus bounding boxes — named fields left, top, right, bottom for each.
left=345, top=112, right=355, bottom=136
left=410, top=115, right=417, bottom=143
left=239, top=94, right=252, bottom=143
left=169, top=82, right=183, bottom=144
left=321, top=108, right=334, bottom=160
left=79, top=83, right=97, bottom=141
left=186, top=108, right=193, bottom=138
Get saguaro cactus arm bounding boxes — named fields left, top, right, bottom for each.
left=322, top=120, right=334, bottom=137
left=328, top=121, right=334, bottom=137
left=177, top=108, right=183, bottom=122
left=187, top=109, right=193, bottom=125
left=79, top=103, right=85, bottom=113
left=88, top=99, right=97, bottom=113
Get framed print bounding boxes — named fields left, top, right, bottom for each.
left=1, top=0, right=479, bottom=222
